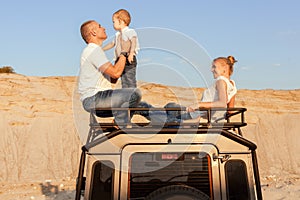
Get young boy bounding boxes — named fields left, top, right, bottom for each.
left=103, top=9, right=139, bottom=88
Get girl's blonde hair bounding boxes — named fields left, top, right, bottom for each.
left=113, top=9, right=131, bottom=26
left=214, top=56, right=237, bottom=76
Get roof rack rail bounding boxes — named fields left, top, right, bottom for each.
left=85, top=107, right=247, bottom=143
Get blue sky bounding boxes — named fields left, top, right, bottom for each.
left=1, top=0, right=299, bottom=89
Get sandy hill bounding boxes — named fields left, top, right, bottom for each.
left=0, top=73, right=299, bottom=199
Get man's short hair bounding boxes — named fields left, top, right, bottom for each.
left=80, top=20, right=96, bottom=44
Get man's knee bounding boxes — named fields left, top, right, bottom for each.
left=132, top=88, right=142, bottom=101
left=164, top=102, right=182, bottom=122
left=164, top=102, right=180, bottom=108
left=128, top=88, right=142, bottom=107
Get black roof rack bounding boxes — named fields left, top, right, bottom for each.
left=85, top=107, right=247, bottom=144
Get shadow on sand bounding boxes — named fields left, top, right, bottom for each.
left=40, top=182, right=75, bottom=200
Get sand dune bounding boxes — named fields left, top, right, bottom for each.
left=0, top=73, right=299, bottom=199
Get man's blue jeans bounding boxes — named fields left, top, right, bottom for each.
left=134, top=102, right=192, bottom=124
left=82, top=88, right=142, bottom=124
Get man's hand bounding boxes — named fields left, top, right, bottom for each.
left=111, top=77, right=118, bottom=84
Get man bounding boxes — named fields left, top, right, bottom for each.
left=78, top=20, right=142, bottom=124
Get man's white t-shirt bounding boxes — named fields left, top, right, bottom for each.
left=78, top=43, right=112, bottom=102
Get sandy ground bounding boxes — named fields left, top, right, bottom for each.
left=0, top=179, right=76, bottom=200
left=0, top=177, right=299, bottom=200
left=0, top=74, right=299, bottom=199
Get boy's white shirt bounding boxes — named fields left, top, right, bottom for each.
left=114, top=26, right=140, bottom=60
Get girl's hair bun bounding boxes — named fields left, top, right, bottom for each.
left=227, top=56, right=237, bottom=64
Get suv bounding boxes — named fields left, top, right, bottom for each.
left=75, top=107, right=262, bottom=200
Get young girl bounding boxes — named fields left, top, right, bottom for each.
left=134, top=56, right=238, bottom=123
left=166, top=56, right=238, bottom=122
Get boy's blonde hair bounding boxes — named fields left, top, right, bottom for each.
left=113, top=9, right=131, bottom=26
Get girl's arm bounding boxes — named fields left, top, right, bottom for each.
left=187, top=79, right=228, bottom=112
left=201, top=79, right=228, bottom=108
